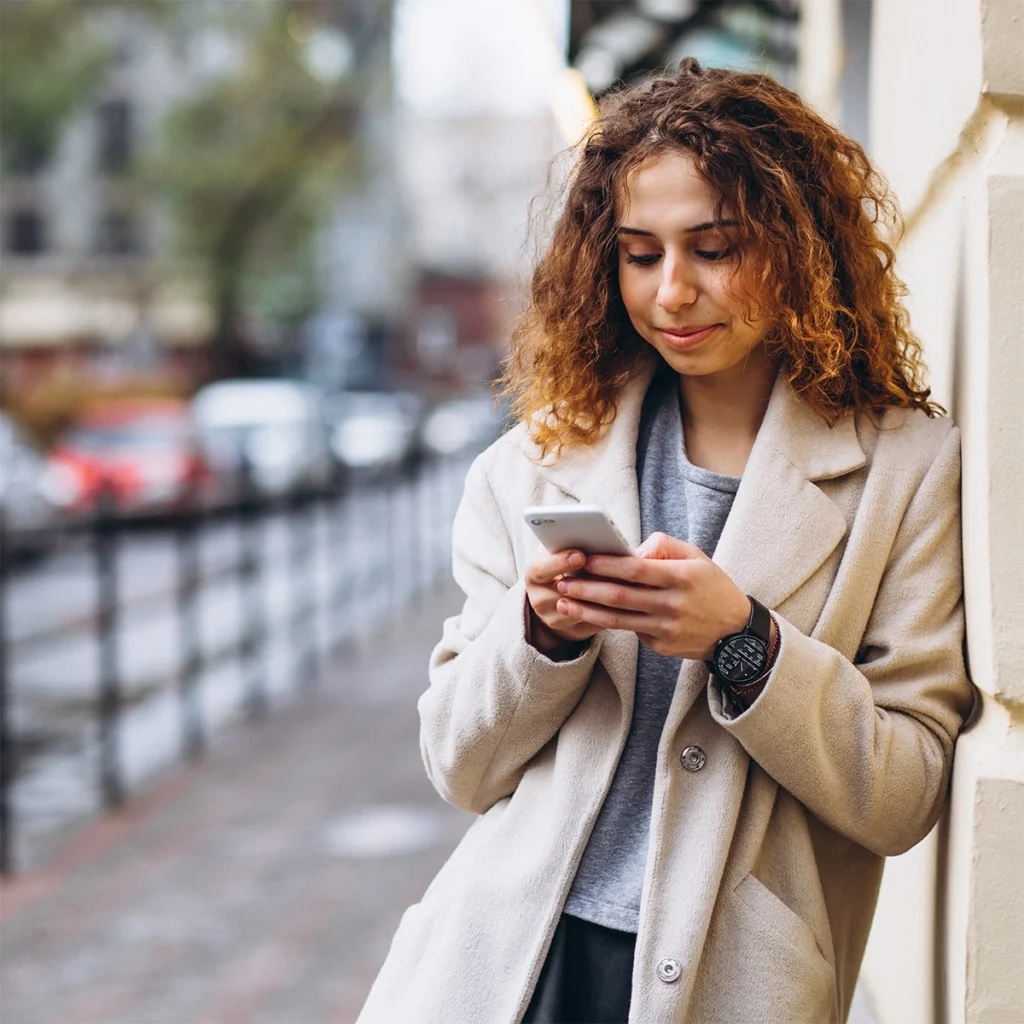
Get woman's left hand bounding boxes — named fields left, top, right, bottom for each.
left=555, top=531, right=751, bottom=660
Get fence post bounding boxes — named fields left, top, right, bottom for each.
left=0, top=510, right=14, bottom=874
left=412, top=460, right=428, bottom=606
left=175, top=493, right=204, bottom=760
left=238, top=464, right=267, bottom=719
left=353, top=487, right=371, bottom=648
left=306, top=489, right=323, bottom=682
left=385, top=476, right=400, bottom=620
left=95, top=485, right=125, bottom=808
left=289, top=487, right=317, bottom=690
left=442, top=455, right=455, bottom=573
left=329, top=485, right=350, bottom=657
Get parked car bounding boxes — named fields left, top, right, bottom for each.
left=421, top=391, right=507, bottom=457
left=44, top=398, right=214, bottom=515
left=191, top=379, right=334, bottom=498
left=323, top=389, right=425, bottom=481
left=0, top=412, right=63, bottom=562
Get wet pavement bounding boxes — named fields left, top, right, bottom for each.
left=1, top=581, right=471, bottom=1024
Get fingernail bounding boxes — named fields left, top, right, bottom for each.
left=568, top=552, right=585, bottom=568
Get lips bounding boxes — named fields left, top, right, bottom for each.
left=659, top=324, right=720, bottom=337
left=657, top=323, right=721, bottom=350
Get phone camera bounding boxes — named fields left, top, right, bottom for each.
left=530, top=518, right=542, bottom=525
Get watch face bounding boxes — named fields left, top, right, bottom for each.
left=715, top=635, right=768, bottom=684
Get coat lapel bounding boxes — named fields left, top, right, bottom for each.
left=711, top=370, right=865, bottom=614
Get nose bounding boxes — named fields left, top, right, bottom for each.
left=656, top=252, right=699, bottom=312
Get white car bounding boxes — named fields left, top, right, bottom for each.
left=323, top=390, right=425, bottom=480
left=421, top=393, right=506, bottom=457
left=191, top=379, right=334, bottom=498
left=0, top=412, right=62, bottom=561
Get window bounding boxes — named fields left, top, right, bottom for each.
left=5, top=210, right=46, bottom=254
left=97, top=100, right=132, bottom=175
left=7, top=138, right=51, bottom=176
left=96, top=210, right=141, bottom=255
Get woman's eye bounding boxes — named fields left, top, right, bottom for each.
left=625, top=253, right=660, bottom=266
left=695, top=249, right=729, bottom=262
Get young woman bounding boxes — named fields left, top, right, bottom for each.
left=358, top=59, right=974, bottom=1024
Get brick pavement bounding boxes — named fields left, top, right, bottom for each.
left=1, top=582, right=471, bottom=1024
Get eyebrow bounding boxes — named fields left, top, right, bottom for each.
left=616, top=220, right=739, bottom=237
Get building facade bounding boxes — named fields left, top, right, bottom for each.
left=804, top=1, right=1024, bottom=1021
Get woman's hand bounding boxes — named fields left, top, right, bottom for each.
left=525, top=549, right=604, bottom=659
left=553, top=532, right=751, bottom=660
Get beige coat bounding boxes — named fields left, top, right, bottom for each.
left=358, top=356, right=974, bottom=1024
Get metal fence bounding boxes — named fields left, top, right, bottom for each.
left=0, top=452, right=471, bottom=875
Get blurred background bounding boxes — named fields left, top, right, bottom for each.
left=5, top=1, right=1016, bottom=1023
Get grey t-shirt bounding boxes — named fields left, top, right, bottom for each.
left=563, top=366, right=741, bottom=932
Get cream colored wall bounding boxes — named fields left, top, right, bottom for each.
left=858, top=0, right=1024, bottom=1021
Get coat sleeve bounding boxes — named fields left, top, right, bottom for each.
left=708, top=424, right=976, bottom=857
left=419, top=449, right=602, bottom=814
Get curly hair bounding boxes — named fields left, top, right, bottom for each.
left=500, top=58, right=943, bottom=459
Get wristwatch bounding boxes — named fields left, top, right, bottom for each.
left=706, top=596, right=772, bottom=685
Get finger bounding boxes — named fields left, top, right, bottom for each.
left=531, top=598, right=600, bottom=641
left=527, top=549, right=586, bottom=584
left=557, top=596, right=658, bottom=634
left=583, top=554, right=679, bottom=587
left=635, top=532, right=706, bottom=560
left=556, top=575, right=662, bottom=613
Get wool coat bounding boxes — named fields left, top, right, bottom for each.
left=358, top=355, right=974, bottom=1024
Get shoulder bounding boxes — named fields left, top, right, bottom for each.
left=470, top=422, right=542, bottom=475
left=459, top=424, right=546, bottom=506
left=852, top=406, right=961, bottom=516
left=857, top=405, right=959, bottom=471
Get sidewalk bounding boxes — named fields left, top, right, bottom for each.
left=1, top=582, right=471, bottom=1024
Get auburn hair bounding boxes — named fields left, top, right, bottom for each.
left=499, top=58, right=942, bottom=459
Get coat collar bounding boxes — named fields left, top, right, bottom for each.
left=511, top=352, right=866, bottom=613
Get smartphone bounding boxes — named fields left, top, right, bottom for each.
left=523, top=505, right=634, bottom=557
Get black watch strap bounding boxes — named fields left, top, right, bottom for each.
left=746, top=596, right=771, bottom=645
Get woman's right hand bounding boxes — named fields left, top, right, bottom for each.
left=525, top=549, right=603, bottom=660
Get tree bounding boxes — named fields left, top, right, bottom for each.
left=143, top=1, right=366, bottom=374
left=0, top=0, right=111, bottom=173
left=2, top=0, right=379, bottom=374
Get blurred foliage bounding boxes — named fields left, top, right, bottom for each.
left=143, top=2, right=363, bottom=369
left=0, top=0, right=111, bottom=173
left=8, top=373, right=191, bottom=449
left=0, top=0, right=175, bottom=173
left=2, top=0, right=368, bottom=372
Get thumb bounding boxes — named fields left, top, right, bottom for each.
left=636, top=532, right=706, bottom=560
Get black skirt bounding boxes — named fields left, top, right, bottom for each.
left=522, top=913, right=636, bottom=1024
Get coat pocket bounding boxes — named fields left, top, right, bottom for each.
left=733, top=873, right=830, bottom=967
left=688, top=874, right=838, bottom=1024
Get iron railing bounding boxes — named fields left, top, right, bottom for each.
left=0, top=453, right=470, bottom=875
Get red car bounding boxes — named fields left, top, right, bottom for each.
left=45, top=398, right=215, bottom=514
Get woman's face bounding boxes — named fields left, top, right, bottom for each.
left=616, top=150, right=769, bottom=379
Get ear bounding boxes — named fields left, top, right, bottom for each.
left=636, top=532, right=706, bottom=560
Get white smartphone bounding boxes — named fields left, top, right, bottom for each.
left=523, top=505, right=634, bottom=557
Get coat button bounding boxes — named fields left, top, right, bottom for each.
left=657, top=957, right=682, bottom=983
left=680, top=745, right=706, bottom=771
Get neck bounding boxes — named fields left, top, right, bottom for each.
left=677, top=347, right=779, bottom=444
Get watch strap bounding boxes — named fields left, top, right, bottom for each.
left=726, top=613, right=780, bottom=712
left=746, top=595, right=771, bottom=644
